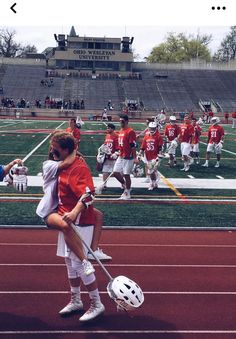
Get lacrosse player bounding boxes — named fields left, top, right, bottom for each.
left=113, top=114, right=137, bottom=200
left=66, top=118, right=81, bottom=147
left=137, top=118, right=155, bottom=182
left=178, top=116, right=194, bottom=172
left=139, top=122, right=163, bottom=190
left=202, top=117, right=225, bottom=168
left=37, top=131, right=105, bottom=321
left=164, top=116, right=180, bottom=167
left=190, top=118, right=202, bottom=164
left=101, top=123, right=119, bottom=189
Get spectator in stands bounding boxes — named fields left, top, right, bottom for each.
left=81, top=100, right=85, bottom=109
left=232, top=111, right=236, bottom=128
left=102, top=108, right=108, bottom=121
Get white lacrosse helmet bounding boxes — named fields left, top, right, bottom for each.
left=148, top=122, right=157, bottom=135
left=211, top=117, right=220, bottom=125
left=107, top=275, right=144, bottom=311
left=98, top=144, right=112, bottom=155
left=169, top=116, right=176, bottom=124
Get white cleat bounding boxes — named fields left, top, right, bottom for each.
left=214, top=163, right=220, bottom=168
left=148, top=184, right=154, bottom=191
left=118, top=191, right=131, bottom=200
left=180, top=167, right=186, bottom=171
left=59, top=294, right=83, bottom=316
left=202, top=163, right=208, bottom=167
left=88, top=248, right=112, bottom=261
left=184, top=166, right=190, bottom=172
left=79, top=300, right=105, bottom=322
left=82, top=259, right=95, bottom=276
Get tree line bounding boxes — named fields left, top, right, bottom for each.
left=0, top=27, right=235, bottom=63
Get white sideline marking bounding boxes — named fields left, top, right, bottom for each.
left=1, top=330, right=236, bottom=335
left=0, top=122, right=21, bottom=129
left=216, top=175, right=224, bottom=179
left=1, top=243, right=236, bottom=248
left=200, top=141, right=236, bottom=156
left=1, top=263, right=236, bottom=268
left=22, top=121, right=65, bottom=162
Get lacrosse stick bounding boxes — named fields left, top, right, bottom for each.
left=95, top=171, right=114, bottom=195
left=70, top=222, right=144, bottom=312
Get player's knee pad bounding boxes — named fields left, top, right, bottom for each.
left=65, top=257, right=78, bottom=279
left=80, top=272, right=96, bottom=286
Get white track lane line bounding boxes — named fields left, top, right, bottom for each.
left=1, top=264, right=236, bottom=268
left=1, top=330, right=236, bottom=335
left=2, top=243, right=236, bottom=248
left=22, top=121, right=65, bottom=162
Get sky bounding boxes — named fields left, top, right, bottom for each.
left=2, top=26, right=231, bottom=60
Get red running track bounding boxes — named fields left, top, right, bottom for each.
left=0, top=228, right=236, bottom=339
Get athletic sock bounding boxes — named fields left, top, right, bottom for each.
left=205, top=160, right=209, bottom=165
left=71, top=286, right=81, bottom=294
left=88, top=288, right=101, bottom=303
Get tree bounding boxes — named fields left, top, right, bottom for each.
left=0, top=28, right=38, bottom=58
left=0, top=28, right=21, bottom=57
left=146, top=32, right=212, bottom=63
left=17, top=44, right=38, bottom=58
left=213, top=26, right=236, bottom=62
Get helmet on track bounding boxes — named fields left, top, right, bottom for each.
left=107, top=275, right=144, bottom=311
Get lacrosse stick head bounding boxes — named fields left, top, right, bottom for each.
left=107, top=276, right=144, bottom=312
left=132, top=164, right=144, bottom=177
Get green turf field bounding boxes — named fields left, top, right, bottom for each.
left=0, top=118, right=235, bottom=227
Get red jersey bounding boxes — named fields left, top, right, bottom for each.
left=118, top=127, right=136, bottom=159
left=141, top=131, right=163, bottom=161
left=208, top=125, right=224, bottom=144
left=179, top=123, right=194, bottom=143
left=232, top=112, right=236, bottom=119
left=58, top=157, right=95, bottom=225
left=164, top=123, right=180, bottom=141
left=104, top=132, right=119, bottom=154
left=66, top=127, right=81, bottom=142
left=192, top=125, right=202, bottom=144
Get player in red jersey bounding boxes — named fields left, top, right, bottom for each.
left=190, top=118, right=202, bottom=164
left=177, top=116, right=194, bottom=171
left=66, top=118, right=81, bottom=147
left=101, top=123, right=119, bottom=188
left=139, top=122, right=163, bottom=190
left=202, top=117, right=225, bottom=168
left=45, top=132, right=105, bottom=321
left=113, top=114, right=137, bottom=200
left=164, top=116, right=180, bottom=167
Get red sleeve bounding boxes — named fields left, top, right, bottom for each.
left=113, top=135, right=119, bottom=151
left=129, top=130, right=136, bottom=145
left=158, top=135, right=163, bottom=147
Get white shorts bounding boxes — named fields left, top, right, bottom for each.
left=113, top=157, right=134, bottom=175
left=181, top=142, right=191, bottom=156
left=102, top=159, right=115, bottom=173
left=57, top=224, right=94, bottom=262
left=192, top=143, right=199, bottom=153
left=166, top=142, right=177, bottom=155
left=207, top=143, right=222, bottom=154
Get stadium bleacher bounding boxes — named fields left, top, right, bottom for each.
left=0, top=64, right=236, bottom=112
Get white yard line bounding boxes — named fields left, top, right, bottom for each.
left=200, top=141, right=236, bottom=156
left=22, top=121, right=65, bottom=162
